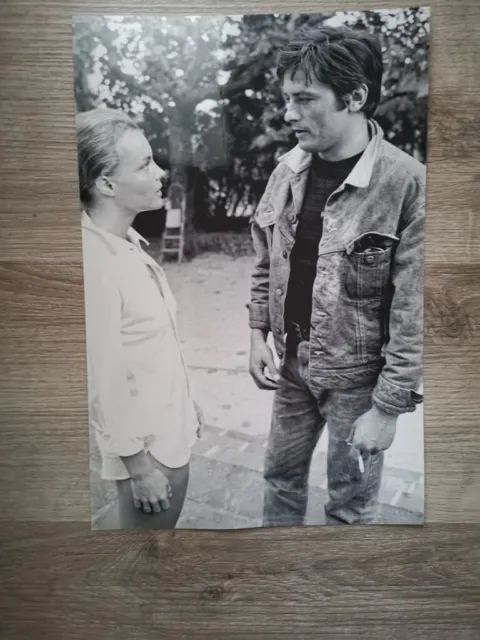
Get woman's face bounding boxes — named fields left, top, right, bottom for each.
left=108, top=128, right=166, bottom=213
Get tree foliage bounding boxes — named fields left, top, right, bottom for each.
left=73, top=9, right=429, bottom=242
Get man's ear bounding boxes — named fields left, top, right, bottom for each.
left=345, top=84, right=369, bottom=113
left=95, top=174, right=115, bottom=198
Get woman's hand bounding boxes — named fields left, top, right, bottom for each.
left=130, top=468, right=172, bottom=513
left=121, top=450, right=172, bottom=512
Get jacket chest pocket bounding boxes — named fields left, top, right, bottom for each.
left=342, top=232, right=399, bottom=301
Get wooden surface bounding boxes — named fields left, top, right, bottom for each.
left=0, top=1, right=479, bottom=637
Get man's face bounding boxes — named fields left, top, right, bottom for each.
left=282, top=68, right=349, bottom=155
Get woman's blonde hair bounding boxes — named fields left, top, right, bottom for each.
left=76, top=107, right=139, bottom=206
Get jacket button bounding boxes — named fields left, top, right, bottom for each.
left=366, top=255, right=375, bottom=264
left=295, top=175, right=302, bottom=181
left=276, top=328, right=282, bottom=335
left=282, top=251, right=288, bottom=259
left=275, top=288, right=283, bottom=296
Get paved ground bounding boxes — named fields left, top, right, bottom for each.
left=91, top=252, right=424, bottom=529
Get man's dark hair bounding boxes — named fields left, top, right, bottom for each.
left=276, top=25, right=383, bottom=118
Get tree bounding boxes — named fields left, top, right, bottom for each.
left=73, top=9, right=430, bottom=252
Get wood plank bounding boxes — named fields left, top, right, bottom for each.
left=0, top=523, right=479, bottom=639
left=0, top=0, right=479, bottom=637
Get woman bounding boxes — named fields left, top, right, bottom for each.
left=77, top=107, right=203, bottom=530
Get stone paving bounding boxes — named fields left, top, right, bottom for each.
left=92, top=422, right=423, bottom=530
left=90, top=253, right=424, bottom=530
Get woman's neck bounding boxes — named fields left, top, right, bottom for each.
left=86, top=201, right=136, bottom=240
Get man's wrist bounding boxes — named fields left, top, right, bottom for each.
left=251, top=328, right=269, bottom=342
left=372, top=403, right=399, bottom=421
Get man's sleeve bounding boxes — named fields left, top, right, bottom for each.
left=247, top=173, right=278, bottom=332
left=372, top=181, right=425, bottom=415
left=84, top=269, right=144, bottom=457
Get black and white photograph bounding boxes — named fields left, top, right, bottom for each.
left=72, top=6, right=429, bottom=531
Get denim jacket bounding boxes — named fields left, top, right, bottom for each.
left=248, top=120, right=425, bottom=415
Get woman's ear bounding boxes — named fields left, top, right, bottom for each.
left=94, top=174, right=115, bottom=198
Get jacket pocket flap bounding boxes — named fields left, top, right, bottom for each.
left=346, top=232, right=400, bottom=255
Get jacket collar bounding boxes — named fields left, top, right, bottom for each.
left=81, top=210, right=149, bottom=254
left=278, top=119, right=384, bottom=189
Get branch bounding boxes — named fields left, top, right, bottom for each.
left=190, top=59, right=265, bottom=105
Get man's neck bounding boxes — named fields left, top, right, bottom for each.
left=318, top=117, right=370, bottom=162
left=86, top=201, right=136, bottom=240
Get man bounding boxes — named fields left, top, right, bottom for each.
left=248, top=25, right=425, bottom=526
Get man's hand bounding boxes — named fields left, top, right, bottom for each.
left=194, top=401, right=206, bottom=438
left=249, top=329, right=280, bottom=390
left=131, top=468, right=172, bottom=513
left=350, top=405, right=398, bottom=456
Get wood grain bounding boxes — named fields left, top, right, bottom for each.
left=0, top=1, right=479, bottom=637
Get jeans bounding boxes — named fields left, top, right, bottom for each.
left=263, top=340, right=384, bottom=526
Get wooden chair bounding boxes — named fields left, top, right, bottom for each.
left=160, top=182, right=185, bottom=264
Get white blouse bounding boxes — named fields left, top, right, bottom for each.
left=81, top=212, right=198, bottom=480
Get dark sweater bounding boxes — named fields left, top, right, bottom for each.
left=284, top=150, right=363, bottom=334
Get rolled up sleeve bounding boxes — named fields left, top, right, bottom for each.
left=248, top=219, right=272, bottom=331
left=372, top=190, right=425, bottom=415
